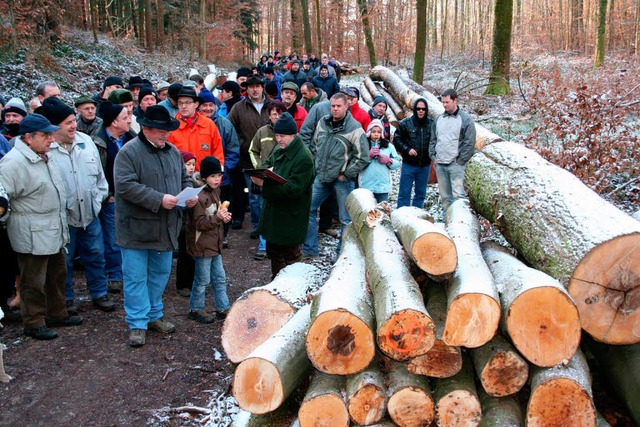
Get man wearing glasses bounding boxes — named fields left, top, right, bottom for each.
left=429, top=88, right=476, bottom=217
left=394, top=98, right=433, bottom=209
left=167, top=87, right=224, bottom=171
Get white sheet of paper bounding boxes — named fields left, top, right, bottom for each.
left=176, top=186, right=204, bottom=207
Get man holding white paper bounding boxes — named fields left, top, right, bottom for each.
left=114, top=106, right=198, bottom=347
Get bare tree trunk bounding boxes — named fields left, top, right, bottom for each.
left=356, top=0, right=377, bottom=66
left=594, top=0, right=608, bottom=67
left=571, top=0, right=585, bottom=51
left=636, top=0, right=640, bottom=55
left=607, top=0, right=615, bottom=51
left=145, top=0, right=153, bottom=52
left=7, top=0, right=18, bottom=52
left=440, top=0, right=448, bottom=60
left=485, top=0, right=513, bottom=95
left=155, top=0, right=164, bottom=50
left=413, top=0, right=427, bottom=83
left=300, top=0, right=313, bottom=54
left=291, top=0, right=302, bottom=52
left=90, top=0, right=99, bottom=43
left=198, top=0, right=206, bottom=59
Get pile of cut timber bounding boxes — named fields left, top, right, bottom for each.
left=226, top=69, right=640, bottom=426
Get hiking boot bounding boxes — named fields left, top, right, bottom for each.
left=254, top=249, right=267, bottom=260
left=148, top=318, right=175, bottom=334
left=188, top=310, right=215, bottom=324
left=108, top=280, right=123, bottom=293
left=216, top=311, right=228, bottom=320
left=250, top=230, right=259, bottom=239
left=65, top=300, right=79, bottom=316
left=320, top=228, right=339, bottom=238
left=231, top=220, right=242, bottom=230
left=46, top=315, right=83, bottom=327
left=223, top=237, right=229, bottom=248
left=24, top=325, right=58, bottom=340
left=176, top=288, right=191, bottom=297
left=129, top=329, right=146, bottom=347
left=92, top=295, right=116, bottom=312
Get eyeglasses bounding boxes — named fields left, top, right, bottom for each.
left=178, top=101, right=195, bottom=107
left=416, top=107, right=427, bottom=111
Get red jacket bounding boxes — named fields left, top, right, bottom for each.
left=168, top=112, right=224, bottom=171
left=350, top=104, right=372, bottom=131
left=289, top=104, right=308, bottom=131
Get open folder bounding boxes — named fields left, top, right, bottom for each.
left=243, top=168, right=287, bottom=184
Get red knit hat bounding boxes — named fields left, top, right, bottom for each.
left=181, top=150, right=196, bottom=163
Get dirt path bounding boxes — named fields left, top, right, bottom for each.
left=0, top=221, right=277, bottom=426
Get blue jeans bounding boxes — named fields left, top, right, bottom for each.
left=191, top=255, right=229, bottom=312
left=303, top=178, right=354, bottom=256
left=374, top=193, right=389, bottom=203
left=435, top=162, right=467, bottom=215
left=99, top=201, right=122, bottom=281
left=65, top=218, right=108, bottom=301
left=397, top=163, right=430, bottom=208
left=121, top=248, right=173, bottom=330
left=244, top=173, right=266, bottom=251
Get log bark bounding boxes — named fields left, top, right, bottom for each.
left=443, top=199, right=501, bottom=348
left=232, top=407, right=296, bottom=427
left=407, top=283, right=462, bottom=378
left=385, top=359, right=435, bottom=427
left=391, top=206, right=457, bottom=280
left=471, top=334, right=528, bottom=397
left=433, top=353, right=482, bottom=427
left=306, top=225, right=376, bottom=375
left=360, top=83, right=374, bottom=106
left=346, top=357, right=387, bottom=425
left=363, top=76, right=382, bottom=98
left=477, top=389, right=524, bottom=427
left=222, top=263, right=323, bottom=363
left=232, top=305, right=312, bottom=414
left=481, top=241, right=581, bottom=367
left=584, top=337, right=640, bottom=425
left=526, top=349, right=596, bottom=426
left=374, top=83, right=407, bottom=120
left=466, top=141, right=640, bottom=345
left=298, top=370, right=349, bottom=427
left=346, top=189, right=436, bottom=361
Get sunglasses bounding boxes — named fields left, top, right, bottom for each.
left=416, top=107, right=427, bottom=111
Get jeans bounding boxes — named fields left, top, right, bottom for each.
left=397, top=163, right=430, bottom=208
left=190, top=255, right=229, bottom=312
left=121, top=248, right=173, bottom=330
left=303, top=178, right=354, bottom=256
left=435, top=162, right=467, bottom=215
left=374, top=193, right=389, bottom=203
left=65, top=218, right=108, bottom=301
left=244, top=172, right=266, bottom=251
left=99, top=201, right=122, bottom=281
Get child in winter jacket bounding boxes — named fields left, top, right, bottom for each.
left=186, top=156, right=232, bottom=323
left=358, top=119, right=401, bottom=202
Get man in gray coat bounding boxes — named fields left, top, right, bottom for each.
left=114, top=106, right=198, bottom=347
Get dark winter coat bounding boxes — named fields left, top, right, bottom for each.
left=186, top=184, right=224, bottom=257
left=393, top=98, right=432, bottom=168
left=258, top=136, right=315, bottom=246
left=227, top=96, right=272, bottom=169
left=93, top=125, right=137, bottom=198
left=311, top=75, right=340, bottom=99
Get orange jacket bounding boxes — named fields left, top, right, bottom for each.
left=168, top=112, right=224, bottom=171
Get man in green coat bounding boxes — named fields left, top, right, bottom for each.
left=255, top=112, right=315, bottom=278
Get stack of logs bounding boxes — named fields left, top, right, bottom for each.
left=224, top=68, right=640, bottom=427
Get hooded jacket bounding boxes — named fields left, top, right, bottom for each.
left=393, top=98, right=432, bottom=168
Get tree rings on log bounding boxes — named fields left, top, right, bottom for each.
left=471, top=334, right=528, bottom=397
left=386, top=360, right=435, bottom=427
left=298, top=371, right=349, bottom=427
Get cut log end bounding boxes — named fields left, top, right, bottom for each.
left=507, top=287, right=581, bottom=366
left=222, top=290, right=295, bottom=363
left=388, top=387, right=435, bottom=427
left=348, top=384, right=387, bottom=425
left=442, top=294, right=500, bottom=348
left=412, top=232, right=458, bottom=276
left=435, top=390, right=482, bottom=427
left=299, top=394, right=350, bottom=427
left=306, top=310, right=375, bottom=375
left=527, top=378, right=596, bottom=427
left=406, top=340, right=463, bottom=378
left=233, top=358, right=284, bottom=415
left=479, top=351, right=529, bottom=397
left=377, top=309, right=436, bottom=361
left=569, top=233, right=640, bottom=345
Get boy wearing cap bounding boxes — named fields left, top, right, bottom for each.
left=186, top=156, right=232, bottom=323
left=0, top=114, right=83, bottom=340
left=75, top=96, right=103, bottom=137
left=368, top=95, right=391, bottom=140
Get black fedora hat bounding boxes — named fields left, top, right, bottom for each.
left=175, top=87, right=203, bottom=104
left=126, top=76, right=144, bottom=89
left=138, top=105, right=180, bottom=131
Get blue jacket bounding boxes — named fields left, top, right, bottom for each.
left=358, top=140, right=401, bottom=194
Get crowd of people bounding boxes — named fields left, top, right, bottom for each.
left=0, top=49, right=475, bottom=347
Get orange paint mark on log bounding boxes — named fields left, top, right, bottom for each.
left=385, top=313, right=425, bottom=353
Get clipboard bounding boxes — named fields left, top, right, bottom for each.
left=243, top=168, right=287, bottom=184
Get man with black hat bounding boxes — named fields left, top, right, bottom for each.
left=75, top=96, right=103, bottom=137
left=126, top=76, right=144, bottom=106
left=216, top=81, right=243, bottom=118
left=368, top=95, right=391, bottom=140
left=254, top=112, right=314, bottom=278
left=228, top=75, right=272, bottom=233
left=41, top=97, right=115, bottom=314
left=114, top=105, right=198, bottom=347
left=0, top=114, right=84, bottom=340
left=158, top=82, right=183, bottom=118
left=93, top=76, right=124, bottom=114
left=93, top=102, right=136, bottom=293
left=302, top=60, right=317, bottom=80
left=167, top=87, right=224, bottom=171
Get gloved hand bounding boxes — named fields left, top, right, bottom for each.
left=369, top=146, right=380, bottom=159
left=378, top=154, right=391, bottom=165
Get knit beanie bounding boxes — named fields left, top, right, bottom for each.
left=199, top=88, right=220, bottom=106
left=138, top=86, right=157, bottom=104
left=108, top=89, right=134, bottom=104
left=99, top=101, right=125, bottom=127
left=200, top=156, right=223, bottom=178
left=366, top=119, right=385, bottom=138
left=2, top=97, right=28, bottom=118
left=181, top=150, right=197, bottom=163
left=40, top=97, right=75, bottom=125
left=273, top=112, right=297, bottom=135
left=372, top=95, right=388, bottom=108
left=103, top=76, right=124, bottom=88
left=265, top=81, right=279, bottom=97
left=167, top=83, right=183, bottom=101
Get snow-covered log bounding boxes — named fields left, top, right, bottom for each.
left=222, top=263, right=322, bottom=363
left=466, top=141, right=640, bottom=345
left=346, top=357, right=387, bottom=425
left=298, top=371, right=349, bottom=427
